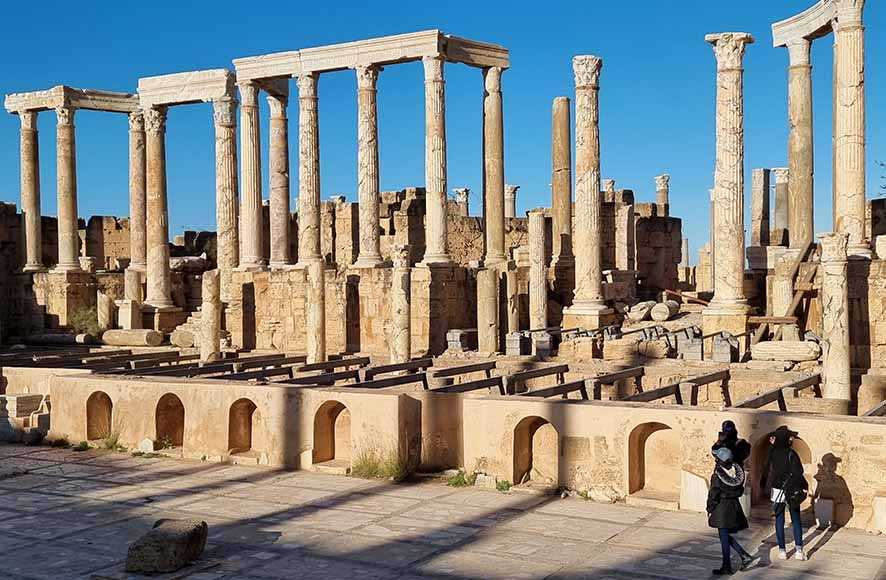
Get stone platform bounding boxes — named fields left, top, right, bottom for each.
left=0, top=443, right=883, bottom=580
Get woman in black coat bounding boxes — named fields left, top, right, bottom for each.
left=760, top=426, right=808, bottom=560
left=707, top=447, right=758, bottom=575
left=712, top=420, right=751, bottom=467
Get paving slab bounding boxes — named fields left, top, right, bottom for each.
left=535, top=497, right=653, bottom=524
left=498, top=511, right=630, bottom=542
left=250, top=553, right=399, bottom=579
left=411, top=550, right=563, bottom=579
left=437, top=488, right=550, bottom=510
left=353, top=514, right=482, bottom=547
left=1, top=542, right=121, bottom=579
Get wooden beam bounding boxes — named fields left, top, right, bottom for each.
left=504, top=365, right=569, bottom=393
left=431, top=361, right=496, bottom=379
left=863, top=399, right=886, bottom=417
left=520, top=380, right=589, bottom=400
left=296, top=356, right=370, bottom=373
left=344, top=372, right=428, bottom=390
left=733, top=387, right=788, bottom=411
left=364, top=358, right=433, bottom=380
left=433, top=376, right=504, bottom=395
left=748, top=316, right=799, bottom=325
left=284, top=368, right=361, bottom=386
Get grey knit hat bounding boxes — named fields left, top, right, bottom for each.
left=713, top=447, right=733, bottom=463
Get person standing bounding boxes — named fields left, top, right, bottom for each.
left=707, top=447, right=759, bottom=575
left=712, top=419, right=751, bottom=467
left=760, top=426, right=808, bottom=560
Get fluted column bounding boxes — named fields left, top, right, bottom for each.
left=144, top=107, right=173, bottom=308
left=655, top=174, right=670, bottom=216
left=305, top=258, right=326, bottom=363
left=833, top=0, right=869, bottom=257
left=297, top=72, right=322, bottom=265
left=819, top=232, right=851, bottom=402
left=422, top=55, right=450, bottom=264
left=504, top=184, right=518, bottom=219
left=55, top=106, right=81, bottom=272
left=213, top=97, right=240, bottom=302
left=483, top=66, right=506, bottom=266
left=389, top=245, right=411, bottom=363
left=772, top=167, right=790, bottom=246
left=268, top=93, right=291, bottom=268
left=128, top=111, right=146, bottom=274
left=750, top=168, right=770, bottom=246
left=238, top=81, right=265, bottom=270
left=354, top=64, right=383, bottom=268
left=551, top=97, right=573, bottom=266
left=786, top=39, right=814, bottom=250
left=19, top=111, right=43, bottom=272
left=681, top=238, right=690, bottom=268
left=200, top=269, right=221, bottom=363
left=528, top=209, right=547, bottom=331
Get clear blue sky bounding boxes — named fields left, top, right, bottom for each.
left=1, top=1, right=883, bottom=263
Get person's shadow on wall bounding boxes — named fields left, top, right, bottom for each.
left=807, top=453, right=853, bottom=557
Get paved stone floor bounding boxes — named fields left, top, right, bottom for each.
left=0, top=443, right=884, bottom=580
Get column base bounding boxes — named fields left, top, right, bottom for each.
left=848, top=242, right=872, bottom=260
left=115, top=299, right=143, bottom=330
left=702, top=301, right=750, bottom=337
left=22, top=264, right=47, bottom=273
left=419, top=253, right=451, bottom=266
left=269, top=262, right=298, bottom=271
left=561, top=301, right=615, bottom=331
left=353, top=255, right=384, bottom=269
left=141, top=303, right=183, bottom=333
left=294, top=256, right=323, bottom=270
left=235, top=263, right=269, bottom=273
left=51, top=263, right=83, bottom=274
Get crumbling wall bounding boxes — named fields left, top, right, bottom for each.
left=84, top=216, right=130, bottom=270
left=634, top=203, right=682, bottom=297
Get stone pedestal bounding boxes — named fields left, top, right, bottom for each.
left=116, top=300, right=142, bottom=330
left=201, top=269, right=221, bottom=362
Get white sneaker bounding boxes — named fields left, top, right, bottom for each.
left=794, top=548, right=807, bottom=561
left=777, top=548, right=788, bottom=560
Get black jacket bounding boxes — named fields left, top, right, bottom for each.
left=760, top=431, right=807, bottom=493
left=707, top=463, right=749, bottom=532
left=712, top=435, right=751, bottom=467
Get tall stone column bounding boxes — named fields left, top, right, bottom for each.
left=144, top=107, right=173, bottom=308
left=551, top=97, right=573, bottom=266
left=655, top=174, right=670, bottom=216
left=297, top=72, right=322, bottom=265
left=213, top=97, right=240, bottom=301
left=772, top=167, right=790, bottom=246
left=833, top=0, right=869, bottom=257
left=238, top=81, right=265, bottom=270
left=504, top=185, right=518, bottom=219
left=422, top=56, right=450, bottom=264
left=128, top=111, right=147, bottom=274
left=786, top=39, right=814, bottom=250
left=750, top=168, right=771, bottom=246
left=482, top=66, right=506, bottom=266
left=268, top=93, right=291, bottom=268
left=354, top=65, right=383, bottom=268
left=200, top=269, right=221, bottom=363
left=528, top=209, right=547, bottom=331
left=453, top=187, right=470, bottom=217
left=681, top=238, right=690, bottom=268
left=389, top=245, right=411, bottom=363
left=819, top=232, right=851, bottom=404
left=562, top=55, right=611, bottom=330
left=703, top=33, right=754, bottom=337
left=55, top=106, right=81, bottom=272
left=476, top=268, right=498, bottom=353
left=305, top=258, right=326, bottom=363
left=19, top=111, right=43, bottom=272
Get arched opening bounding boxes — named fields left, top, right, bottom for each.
left=513, top=416, right=559, bottom=489
left=312, top=400, right=351, bottom=468
left=86, top=391, right=113, bottom=441
left=628, top=422, right=680, bottom=503
left=155, top=393, right=185, bottom=449
left=228, top=398, right=258, bottom=455
left=749, top=433, right=813, bottom=507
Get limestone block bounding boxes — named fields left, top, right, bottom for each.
left=137, top=438, right=155, bottom=453
left=638, top=339, right=672, bottom=359
left=102, top=329, right=163, bottom=347
left=532, top=331, right=553, bottom=359
left=872, top=496, right=886, bottom=534
left=713, top=333, right=739, bottom=363
left=505, top=332, right=530, bottom=356
left=169, top=255, right=210, bottom=272
left=857, top=374, right=886, bottom=416
left=117, top=300, right=142, bottom=330
left=751, top=340, right=821, bottom=362
left=680, top=470, right=708, bottom=513
left=97, top=291, right=116, bottom=332
left=627, top=301, right=656, bottom=322
left=125, top=519, right=208, bottom=573
left=170, top=328, right=196, bottom=348
left=876, top=236, right=886, bottom=260
left=79, top=256, right=97, bottom=273
left=604, top=337, right=639, bottom=361
left=650, top=300, right=679, bottom=322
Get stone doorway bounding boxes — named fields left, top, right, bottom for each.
left=228, top=398, right=258, bottom=457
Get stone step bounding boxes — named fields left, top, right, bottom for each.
left=625, top=490, right=680, bottom=512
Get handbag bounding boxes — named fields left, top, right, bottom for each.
left=773, top=449, right=807, bottom=508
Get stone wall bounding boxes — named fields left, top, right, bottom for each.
left=83, top=216, right=130, bottom=270
left=634, top=203, right=682, bottom=297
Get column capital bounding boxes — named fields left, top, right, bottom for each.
left=128, top=110, right=144, bottom=132
left=238, top=81, right=260, bottom=107
left=655, top=174, right=670, bottom=190
left=267, top=93, right=288, bottom=118
left=19, top=110, right=37, bottom=131
left=453, top=187, right=470, bottom=203
left=212, top=97, right=237, bottom=128
left=55, top=106, right=75, bottom=126
left=819, top=231, right=849, bottom=262
left=144, top=107, right=167, bottom=136
left=392, top=244, right=410, bottom=268
left=505, top=184, right=519, bottom=197
left=786, top=38, right=811, bottom=66
left=483, top=66, right=503, bottom=92
left=603, top=179, right=616, bottom=194
left=296, top=72, right=319, bottom=97
left=422, top=54, right=444, bottom=82
left=772, top=167, right=789, bottom=184
left=355, top=64, right=381, bottom=89
left=572, top=55, right=602, bottom=88
left=705, top=32, right=755, bottom=71
left=833, top=0, right=864, bottom=27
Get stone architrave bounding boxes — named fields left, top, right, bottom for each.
left=819, top=232, right=851, bottom=402
left=238, top=81, right=265, bottom=270
left=128, top=110, right=147, bottom=274
left=201, top=269, right=221, bottom=362
left=268, top=93, right=291, bottom=268
left=786, top=39, right=814, bottom=250
left=389, top=245, right=411, bottom=363
left=703, top=33, right=754, bottom=338
left=55, top=106, right=81, bottom=272
left=297, top=73, right=322, bottom=265
left=483, top=66, right=506, bottom=266
left=213, top=97, right=240, bottom=301
left=772, top=167, right=790, bottom=246
left=354, top=65, right=383, bottom=268
left=144, top=107, right=173, bottom=308
left=453, top=187, right=470, bottom=217
left=476, top=268, right=498, bottom=353
left=655, top=174, right=670, bottom=216
left=422, top=56, right=450, bottom=264
left=833, top=0, right=869, bottom=257
left=528, top=209, right=547, bottom=331
left=751, top=168, right=771, bottom=246
left=550, top=97, right=573, bottom=266
left=504, top=185, right=519, bottom=219
left=305, top=259, right=326, bottom=363
left=18, top=111, right=43, bottom=271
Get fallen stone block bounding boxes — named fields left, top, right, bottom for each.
left=170, top=328, right=196, bottom=348
left=650, top=300, right=679, bottom=322
left=126, top=519, right=208, bottom=573
left=627, top=301, right=656, bottom=322
left=750, top=340, right=821, bottom=362
left=101, top=329, right=163, bottom=347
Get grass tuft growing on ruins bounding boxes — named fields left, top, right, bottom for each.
left=101, top=431, right=125, bottom=452
left=67, top=306, right=101, bottom=337
left=496, top=479, right=512, bottom=493
left=350, top=448, right=410, bottom=482
left=446, top=470, right=477, bottom=487
left=72, top=441, right=89, bottom=452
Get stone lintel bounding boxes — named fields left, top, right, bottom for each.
left=771, top=0, right=836, bottom=47
left=444, top=35, right=510, bottom=69
left=138, top=69, right=235, bottom=107
left=233, top=51, right=301, bottom=84
left=5, top=85, right=138, bottom=114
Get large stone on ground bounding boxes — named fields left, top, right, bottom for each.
left=650, top=300, right=679, bottom=322
left=170, top=327, right=196, bottom=348
left=627, top=301, right=656, bottom=322
left=126, top=519, right=208, bottom=573
left=102, top=329, right=163, bottom=347
left=750, top=340, right=821, bottom=362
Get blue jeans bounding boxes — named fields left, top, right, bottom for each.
left=718, top=528, right=750, bottom=567
left=773, top=502, right=804, bottom=548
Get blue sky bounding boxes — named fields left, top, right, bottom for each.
left=1, top=1, right=883, bottom=264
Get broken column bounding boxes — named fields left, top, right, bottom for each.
left=504, top=184, right=519, bottom=219
left=550, top=97, right=573, bottom=271
left=19, top=111, right=43, bottom=271
left=772, top=167, right=789, bottom=246
left=305, top=259, right=326, bottom=363
left=603, top=179, right=616, bottom=203
left=144, top=106, right=173, bottom=309
left=476, top=268, right=499, bottom=353
left=750, top=168, right=771, bottom=246
left=127, top=110, right=146, bottom=297
left=238, top=81, right=265, bottom=270
left=422, top=55, right=450, bottom=264
left=354, top=65, right=383, bottom=268
left=55, top=106, right=81, bottom=272
left=297, top=72, right=322, bottom=265
left=389, top=245, right=411, bottom=363
left=268, top=92, right=291, bottom=268
left=655, top=174, right=670, bottom=216
left=117, top=268, right=143, bottom=330
left=819, top=232, right=851, bottom=404
left=453, top=187, right=470, bottom=217
left=483, top=66, right=507, bottom=266
left=200, top=269, right=221, bottom=363
left=96, top=291, right=115, bottom=332
left=786, top=39, right=814, bottom=250
left=528, top=209, right=547, bottom=331
left=213, top=97, right=240, bottom=300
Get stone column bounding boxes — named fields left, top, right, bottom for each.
left=819, top=232, right=851, bottom=403
left=483, top=66, right=506, bottom=266
left=528, top=209, right=547, bottom=331
left=551, top=97, right=573, bottom=265
left=504, top=185, right=518, bottom=219
left=833, top=0, right=869, bottom=257
left=55, top=106, right=81, bottom=272
left=772, top=167, right=790, bottom=246
left=562, top=55, right=611, bottom=330
left=238, top=81, right=265, bottom=270
left=506, top=268, right=519, bottom=334
left=200, top=269, right=221, bottom=363
left=476, top=268, right=498, bottom=353
left=453, top=187, right=470, bottom=217
left=786, top=39, right=814, bottom=250
left=305, top=258, right=326, bottom=363
left=144, top=107, right=173, bottom=308
left=18, top=111, right=43, bottom=272
left=128, top=111, right=147, bottom=274
left=422, top=56, right=450, bottom=264
left=603, top=179, right=616, bottom=202
left=297, top=72, right=322, bottom=265
left=681, top=238, right=690, bottom=267
left=213, top=98, right=240, bottom=302
left=268, top=93, right=291, bottom=268
left=703, top=33, right=754, bottom=336
left=655, top=174, right=670, bottom=216
left=354, top=65, right=383, bottom=268
left=750, top=168, right=771, bottom=246
left=389, top=245, right=411, bottom=363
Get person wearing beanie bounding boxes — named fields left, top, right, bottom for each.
left=760, top=426, right=809, bottom=561
left=712, top=420, right=751, bottom=467
left=707, top=446, right=759, bottom=575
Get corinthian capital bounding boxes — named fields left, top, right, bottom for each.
left=484, top=67, right=503, bottom=93
left=819, top=232, right=849, bottom=262
left=267, top=94, right=288, bottom=118
left=786, top=38, right=811, bottom=67
left=20, top=110, right=37, bottom=131
left=144, top=107, right=166, bottom=135
left=833, top=0, right=865, bottom=26
left=355, top=64, right=380, bottom=90
left=128, top=110, right=145, bottom=132
left=422, top=55, right=444, bottom=82
left=572, top=55, right=603, bottom=88
left=212, top=98, right=237, bottom=128
left=55, top=106, right=75, bottom=126
left=296, top=72, right=318, bottom=97
left=655, top=174, right=670, bottom=191
left=705, top=32, right=755, bottom=71
left=238, top=81, right=260, bottom=107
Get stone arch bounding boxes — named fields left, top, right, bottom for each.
left=228, top=398, right=258, bottom=454
left=312, top=400, right=351, bottom=465
left=628, top=422, right=680, bottom=500
left=512, top=416, right=559, bottom=487
left=749, top=432, right=813, bottom=506
left=155, top=393, right=185, bottom=448
left=86, top=391, right=113, bottom=441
